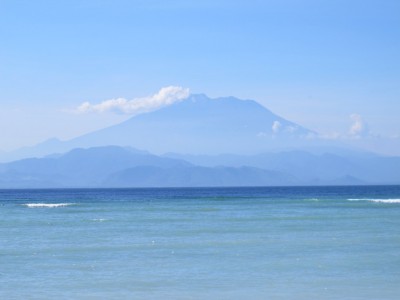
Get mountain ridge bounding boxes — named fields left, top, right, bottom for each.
left=0, top=145, right=398, bottom=188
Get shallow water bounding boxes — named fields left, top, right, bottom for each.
left=1, top=186, right=400, bottom=299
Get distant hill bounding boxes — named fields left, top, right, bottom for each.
left=104, top=165, right=297, bottom=188
left=164, top=150, right=400, bottom=185
left=0, top=146, right=188, bottom=187
left=0, top=146, right=295, bottom=188
left=0, top=145, right=399, bottom=188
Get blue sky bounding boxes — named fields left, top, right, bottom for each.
left=0, top=0, right=399, bottom=153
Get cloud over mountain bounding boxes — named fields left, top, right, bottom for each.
left=349, top=114, right=369, bottom=137
left=76, top=86, right=190, bottom=115
left=272, top=121, right=282, bottom=134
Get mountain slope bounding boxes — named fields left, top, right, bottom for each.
left=68, top=94, right=314, bottom=154
left=0, top=94, right=318, bottom=162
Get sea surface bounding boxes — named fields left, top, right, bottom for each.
left=1, top=186, right=400, bottom=300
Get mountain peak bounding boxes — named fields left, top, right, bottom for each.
left=67, top=93, right=314, bottom=154
left=1, top=93, right=318, bottom=161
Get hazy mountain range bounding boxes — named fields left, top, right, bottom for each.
left=0, top=145, right=398, bottom=188
left=0, top=94, right=398, bottom=188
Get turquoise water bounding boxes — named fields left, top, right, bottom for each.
left=1, top=186, right=400, bottom=299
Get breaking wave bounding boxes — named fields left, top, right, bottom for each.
left=23, top=203, right=75, bottom=208
left=348, top=199, right=400, bottom=204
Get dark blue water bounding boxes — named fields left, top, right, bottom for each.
left=1, top=186, right=400, bottom=299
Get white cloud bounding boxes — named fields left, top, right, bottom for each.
left=272, top=121, right=281, bottom=134
left=75, top=86, right=190, bottom=115
left=272, top=121, right=300, bottom=135
left=349, top=113, right=369, bottom=137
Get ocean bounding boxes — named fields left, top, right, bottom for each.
left=1, top=186, right=400, bottom=300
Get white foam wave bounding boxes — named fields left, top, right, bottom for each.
left=305, top=198, right=319, bottom=202
left=369, top=199, right=400, bottom=204
left=23, top=203, right=75, bottom=208
left=348, top=199, right=400, bottom=204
